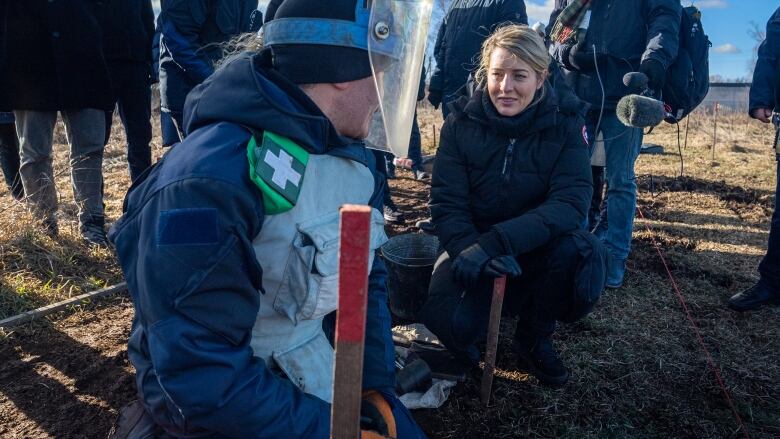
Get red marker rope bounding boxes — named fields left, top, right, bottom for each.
left=635, top=206, right=749, bottom=439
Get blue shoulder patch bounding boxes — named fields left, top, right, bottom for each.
left=158, top=208, right=219, bottom=246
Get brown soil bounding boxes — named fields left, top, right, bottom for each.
left=1, top=106, right=779, bottom=438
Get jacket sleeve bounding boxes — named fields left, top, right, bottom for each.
left=477, top=118, right=593, bottom=256
left=142, top=0, right=155, bottom=66
left=497, top=0, right=528, bottom=26
left=641, top=0, right=682, bottom=69
left=116, top=178, right=331, bottom=438
left=545, top=0, right=567, bottom=36
left=750, top=8, right=780, bottom=113
left=430, top=118, right=482, bottom=258
left=159, top=0, right=214, bottom=83
left=429, top=17, right=447, bottom=93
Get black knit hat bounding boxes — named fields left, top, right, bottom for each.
left=269, top=0, right=373, bottom=84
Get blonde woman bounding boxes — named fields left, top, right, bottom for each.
left=420, top=24, right=605, bottom=388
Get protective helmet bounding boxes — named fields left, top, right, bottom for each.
left=263, top=0, right=433, bottom=157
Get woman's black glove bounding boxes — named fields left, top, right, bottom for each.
left=427, top=89, right=443, bottom=109
left=451, top=243, right=490, bottom=287
left=640, top=59, right=666, bottom=94
left=483, top=255, right=522, bottom=279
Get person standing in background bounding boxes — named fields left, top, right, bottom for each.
left=0, top=112, right=23, bottom=201
left=158, top=0, right=261, bottom=142
left=729, top=6, right=780, bottom=312
left=428, top=0, right=528, bottom=117
left=98, top=0, right=156, bottom=182
left=0, top=0, right=113, bottom=245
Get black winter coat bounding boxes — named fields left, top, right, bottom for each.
left=95, top=0, right=155, bottom=65
left=429, top=0, right=527, bottom=101
left=549, top=0, right=681, bottom=110
left=749, top=7, right=780, bottom=114
left=0, top=0, right=113, bottom=112
left=431, top=85, right=593, bottom=259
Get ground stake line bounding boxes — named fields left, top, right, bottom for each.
left=0, top=282, right=127, bottom=328
left=635, top=206, right=749, bottom=439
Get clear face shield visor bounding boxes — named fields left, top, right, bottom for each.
left=364, top=0, right=433, bottom=158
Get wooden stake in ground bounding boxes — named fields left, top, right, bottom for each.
left=330, top=205, right=372, bottom=439
left=480, top=276, right=507, bottom=406
left=712, top=102, right=719, bottom=162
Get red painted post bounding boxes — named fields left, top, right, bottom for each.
left=480, top=276, right=507, bottom=405
left=330, top=205, right=372, bottom=439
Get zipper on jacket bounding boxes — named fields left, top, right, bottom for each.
left=501, top=138, right=517, bottom=184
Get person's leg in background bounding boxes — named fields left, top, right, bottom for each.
left=160, top=110, right=180, bottom=148
left=15, top=110, right=59, bottom=234
left=372, top=148, right=404, bottom=223
left=116, top=62, right=153, bottom=182
left=729, top=160, right=780, bottom=310
left=0, top=120, right=24, bottom=200
left=600, top=112, right=642, bottom=288
left=61, top=109, right=108, bottom=245
left=407, top=110, right=429, bottom=180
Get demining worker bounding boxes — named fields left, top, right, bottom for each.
left=418, top=25, right=606, bottom=388
left=428, top=0, right=528, bottom=117
left=108, top=0, right=431, bottom=437
left=548, top=0, right=682, bottom=288
left=729, top=7, right=780, bottom=312
left=158, top=0, right=261, bottom=142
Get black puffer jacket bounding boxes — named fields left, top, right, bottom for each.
left=0, top=0, right=113, bottom=111
left=95, top=0, right=155, bottom=64
left=749, top=7, right=780, bottom=114
left=430, top=0, right=527, bottom=101
left=431, top=85, right=592, bottom=259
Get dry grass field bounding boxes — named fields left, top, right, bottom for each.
left=0, top=102, right=778, bottom=438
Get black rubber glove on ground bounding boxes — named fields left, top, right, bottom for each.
left=452, top=243, right=491, bottom=287
left=483, top=255, right=523, bottom=279
left=640, top=59, right=666, bottom=95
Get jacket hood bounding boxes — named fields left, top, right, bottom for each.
left=183, top=50, right=353, bottom=155
left=453, top=83, right=576, bottom=138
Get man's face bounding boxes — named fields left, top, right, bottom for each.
left=333, top=73, right=382, bottom=139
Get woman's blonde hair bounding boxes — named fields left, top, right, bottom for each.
left=474, top=24, right=550, bottom=87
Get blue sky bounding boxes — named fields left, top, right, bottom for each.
left=155, top=0, right=777, bottom=80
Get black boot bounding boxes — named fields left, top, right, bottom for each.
left=728, top=281, right=780, bottom=312
left=515, top=333, right=569, bottom=388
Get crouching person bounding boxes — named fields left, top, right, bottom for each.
left=419, top=25, right=605, bottom=388
left=108, top=1, right=429, bottom=437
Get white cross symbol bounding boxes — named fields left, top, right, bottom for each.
left=264, top=148, right=302, bottom=190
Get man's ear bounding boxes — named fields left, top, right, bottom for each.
left=331, top=82, right=350, bottom=91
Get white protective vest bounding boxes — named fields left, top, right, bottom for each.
left=250, top=153, right=387, bottom=402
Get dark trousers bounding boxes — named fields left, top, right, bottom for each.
left=0, top=123, right=23, bottom=200
left=371, top=149, right=395, bottom=209
left=759, top=161, right=780, bottom=291
left=105, top=61, right=152, bottom=182
left=420, top=233, right=584, bottom=364
left=408, top=110, right=424, bottom=171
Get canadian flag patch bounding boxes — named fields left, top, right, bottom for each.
left=582, top=125, right=589, bottom=146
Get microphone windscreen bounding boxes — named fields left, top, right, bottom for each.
left=616, top=94, right=665, bottom=128
left=623, top=72, right=649, bottom=90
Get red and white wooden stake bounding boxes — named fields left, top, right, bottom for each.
left=330, top=205, right=372, bottom=439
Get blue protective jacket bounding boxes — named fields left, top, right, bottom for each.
left=109, top=50, right=400, bottom=438
left=749, top=7, right=780, bottom=114
left=158, top=0, right=260, bottom=113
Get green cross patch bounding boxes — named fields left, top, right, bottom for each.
left=247, top=131, right=309, bottom=214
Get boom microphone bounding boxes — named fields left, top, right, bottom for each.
left=616, top=94, right=666, bottom=128
left=623, top=72, right=649, bottom=92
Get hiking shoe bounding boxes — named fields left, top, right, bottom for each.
left=606, top=257, right=626, bottom=289
left=81, top=222, right=109, bottom=247
left=515, top=335, right=569, bottom=388
left=413, top=169, right=431, bottom=181
left=383, top=205, right=405, bottom=224
left=728, top=281, right=780, bottom=312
